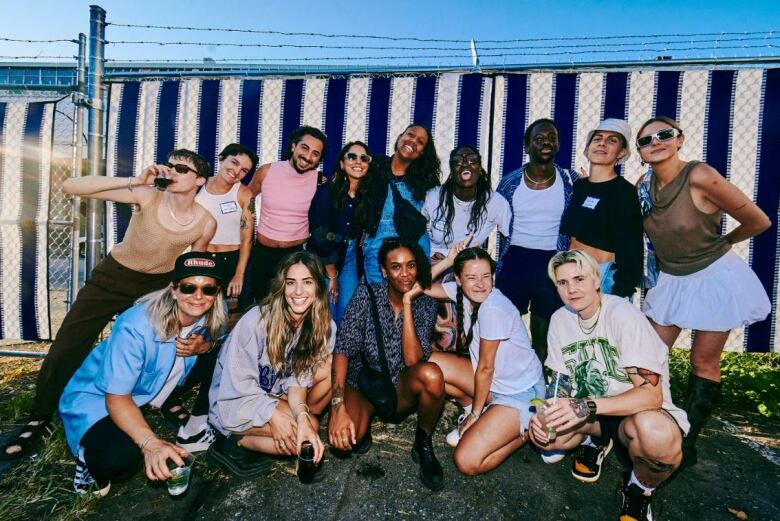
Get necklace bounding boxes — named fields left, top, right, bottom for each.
left=524, top=170, right=555, bottom=187
left=165, top=196, right=196, bottom=227
left=577, top=302, right=602, bottom=336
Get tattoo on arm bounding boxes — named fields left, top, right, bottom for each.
left=571, top=398, right=590, bottom=418
left=626, top=367, right=660, bottom=387
left=240, top=214, right=248, bottom=230
left=332, top=385, right=344, bottom=399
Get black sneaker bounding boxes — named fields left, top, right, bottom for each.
left=571, top=438, right=613, bottom=483
left=618, top=471, right=654, bottom=521
left=411, top=427, right=444, bottom=492
left=207, top=434, right=271, bottom=478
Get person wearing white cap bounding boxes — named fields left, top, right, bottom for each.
left=560, top=118, right=643, bottom=299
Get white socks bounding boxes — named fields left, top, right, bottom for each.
left=581, top=435, right=598, bottom=448
left=629, top=471, right=655, bottom=493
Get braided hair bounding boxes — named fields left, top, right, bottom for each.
left=452, top=247, right=496, bottom=356
left=434, top=145, right=492, bottom=245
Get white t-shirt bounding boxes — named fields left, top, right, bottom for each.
left=148, top=323, right=198, bottom=409
left=510, top=174, right=564, bottom=250
left=423, top=187, right=511, bottom=256
left=442, top=282, right=543, bottom=395
left=546, top=294, right=689, bottom=433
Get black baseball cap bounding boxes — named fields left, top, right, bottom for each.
left=172, top=252, right=225, bottom=285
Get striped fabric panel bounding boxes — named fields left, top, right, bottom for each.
left=0, top=101, right=53, bottom=340
left=101, top=70, right=779, bottom=352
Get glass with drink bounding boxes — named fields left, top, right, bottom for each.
left=154, top=176, right=172, bottom=190
left=531, top=398, right=557, bottom=445
left=166, top=454, right=194, bottom=497
left=297, top=441, right=317, bottom=484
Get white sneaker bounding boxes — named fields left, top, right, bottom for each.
left=176, top=423, right=217, bottom=453
left=446, top=414, right=467, bottom=448
left=540, top=449, right=566, bottom=464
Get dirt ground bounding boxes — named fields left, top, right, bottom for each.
left=1, top=357, right=779, bottom=521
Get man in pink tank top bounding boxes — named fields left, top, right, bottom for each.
left=247, top=126, right=327, bottom=303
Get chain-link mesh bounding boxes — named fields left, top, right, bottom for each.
left=0, top=90, right=78, bottom=356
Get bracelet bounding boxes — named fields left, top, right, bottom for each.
left=293, top=403, right=310, bottom=417
left=297, top=411, right=311, bottom=420
left=330, top=397, right=344, bottom=408
left=469, top=411, right=480, bottom=422
left=127, top=177, right=134, bottom=192
left=327, top=271, right=339, bottom=280
left=138, top=435, right=155, bottom=451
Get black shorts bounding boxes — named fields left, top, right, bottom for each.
left=596, top=410, right=684, bottom=468
left=495, top=245, right=563, bottom=320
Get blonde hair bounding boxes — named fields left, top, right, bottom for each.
left=260, top=252, right=332, bottom=378
left=136, top=281, right=227, bottom=341
left=547, top=249, right=601, bottom=285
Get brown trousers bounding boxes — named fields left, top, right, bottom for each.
left=32, top=254, right=172, bottom=417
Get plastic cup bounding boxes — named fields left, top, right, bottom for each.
left=166, top=454, right=194, bottom=497
left=531, top=398, right=557, bottom=445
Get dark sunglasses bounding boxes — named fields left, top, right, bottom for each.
left=177, top=282, right=220, bottom=296
left=636, top=128, right=681, bottom=148
left=451, top=153, right=481, bottom=166
left=345, top=152, right=372, bottom=163
left=164, top=161, right=199, bottom=175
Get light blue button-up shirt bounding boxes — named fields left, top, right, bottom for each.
left=59, top=303, right=201, bottom=455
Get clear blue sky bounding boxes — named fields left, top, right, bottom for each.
left=2, top=0, right=779, bottom=68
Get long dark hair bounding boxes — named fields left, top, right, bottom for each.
left=393, top=124, right=441, bottom=201
left=452, top=247, right=496, bottom=355
left=330, top=141, right=373, bottom=237
left=261, top=251, right=332, bottom=378
left=434, top=145, right=492, bottom=245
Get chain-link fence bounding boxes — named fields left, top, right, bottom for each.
left=0, top=90, right=78, bottom=356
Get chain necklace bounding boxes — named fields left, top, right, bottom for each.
left=523, top=170, right=555, bottom=187
left=577, top=301, right=602, bottom=336
left=164, top=196, right=196, bottom=227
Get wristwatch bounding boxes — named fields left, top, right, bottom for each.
left=331, top=397, right=344, bottom=408
left=586, top=399, right=598, bottom=421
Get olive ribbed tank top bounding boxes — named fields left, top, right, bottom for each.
left=111, top=192, right=211, bottom=273
left=643, top=161, right=730, bottom=276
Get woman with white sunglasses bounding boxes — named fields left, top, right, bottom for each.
left=635, top=116, right=771, bottom=468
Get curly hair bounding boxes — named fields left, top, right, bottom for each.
left=393, top=124, right=441, bottom=201
left=330, top=141, right=374, bottom=238
left=434, top=145, right=493, bottom=245
left=260, top=251, right=332, bottom=378
left=378, top=237, right=432, bottom=289
left=452, top=247, right=495, bottom=355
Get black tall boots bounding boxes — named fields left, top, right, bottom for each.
left=681, top=373, right=722, bottom=467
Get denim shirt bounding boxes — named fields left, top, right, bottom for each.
left=495, top=163, right=577, bottom=273
left=59, top=303, right=203, bottom=455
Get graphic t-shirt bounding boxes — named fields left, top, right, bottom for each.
left=546, top=294, right=689, bottom=433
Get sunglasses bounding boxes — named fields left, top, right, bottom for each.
left=164, top=161, right=199, bottom=175
left=636, top=128, right=682, bottom=148
left=451, top=154, right=481, bottom=166
left=177, top=282, right=220, bottom=296
left=345, top=152, right=372, bottom=163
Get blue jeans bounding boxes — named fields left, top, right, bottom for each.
left=330, top=240, right=360, bottom=324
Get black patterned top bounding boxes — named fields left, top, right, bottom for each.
left=335, top=282, right=437, bottom=387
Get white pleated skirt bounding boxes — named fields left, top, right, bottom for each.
left=643, top=251, right=771, bottom=332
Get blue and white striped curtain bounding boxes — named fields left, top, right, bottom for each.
left=105, top=67, right=779, bottom=352
left=0, top=101, right=53, bottom=341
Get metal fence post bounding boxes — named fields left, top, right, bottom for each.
left=68, top=33, right=87, bottom=309
left=85, top=4, right=106, bottom=277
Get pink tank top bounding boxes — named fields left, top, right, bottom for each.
left=257, top=160, right=318, bottom=242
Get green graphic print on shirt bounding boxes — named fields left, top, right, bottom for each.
left=560, top=337, right=631, bottom=398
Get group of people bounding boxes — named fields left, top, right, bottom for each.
left=1, top=114, right=771, bottom=520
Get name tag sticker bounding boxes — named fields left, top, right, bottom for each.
left=220, top=201, right=239, bottom=214
left=582, top=197, right=600, bottom=210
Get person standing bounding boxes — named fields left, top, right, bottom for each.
left=195, top=143, right=258, bottom=314
left=247, top=126, right=326, bottom=303
left=361, top=125, right=440, bottom=283
left=496, top=119, right=578, bottom=363
left=560, top=119, right=643, bottom=298
left=636, top=116, right=771, bottom=467
left=2, top=150, right=216, bottom=461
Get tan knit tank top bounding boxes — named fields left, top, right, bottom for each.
left=111, top=192, right=211, bottom=273
left=643, top=161, right=730, bottom=276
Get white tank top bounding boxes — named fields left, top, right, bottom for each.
left=196, top=182, right=242, bottom=245
left=510, top=173, right=564, bottom=250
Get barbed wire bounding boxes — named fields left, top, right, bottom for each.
left=0, top=55, right=76, bottom=60
left=102, top=43, right=778, bottom=64
left=105, top=22, right=776, bottom=45
left=0, top=37, right=77, bottom=44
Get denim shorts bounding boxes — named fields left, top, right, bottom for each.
left=489, top=375, right=546, bottom=432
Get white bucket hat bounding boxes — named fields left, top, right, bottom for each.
left=584, top=118, right=632, bottom=165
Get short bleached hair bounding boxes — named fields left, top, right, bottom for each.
left=547, top=249, right=601, bottom=285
